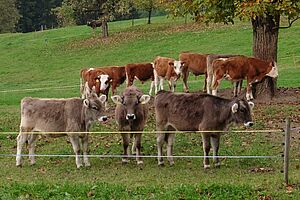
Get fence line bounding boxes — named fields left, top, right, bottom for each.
left=0, top=129, right=283, bottom=135
left=0, top=154, right=280, bottom=159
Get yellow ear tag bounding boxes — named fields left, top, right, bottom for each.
left=96, top=79, right=99, bottom=83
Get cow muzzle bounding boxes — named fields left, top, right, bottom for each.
left=126, top=114, right=136, bottom=120
left=244, top=121, right=254, bottom=127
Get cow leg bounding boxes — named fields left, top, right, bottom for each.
left=203, top=72, right=208, bottom=92
left=28, top=134, right=38, bottom=165
left=16, top=132, right=28, bottom=167
left=160, top=77, right=164, bottom=91
left=167, top=133, right=175, bottom=166
left=246, top=82, right=253, bottom=101
left=182, top=68, right=189, bottom=92
left=237, top=80, right=243, bottom=95
left=121, top=133, right=130, bottom=164
left=82, top=133, right=90, bottom=167
left=206, top=74, right=212, bottom=94
left=134, top=133, right=143, bottom=165
left=154, top=70, right=159, bottom=94
left=149, top=81, right=155, bottom=96
left=201, top=133, right=211, bottom=169
left=210, top=134, right=221, bottom=167
left=157, top=132, right=165, bottom=166
left=69, top=136, right=82, bottom=168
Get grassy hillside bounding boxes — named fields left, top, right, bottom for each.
left=0, top=16, right=299, bottom=199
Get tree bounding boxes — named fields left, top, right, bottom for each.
left=16, top=0, right=62, bottom=33
left=0, top=0, right=20, bottom=33
left=134, top=0, right=159, bottom=24
left=161, top=0, right=300, bottom=99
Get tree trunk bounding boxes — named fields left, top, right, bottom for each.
left=102, top=19, right=108, bottom=38
left=251, top=14, right=280, bottom=100
left=147, top=8, right=152, bottom=24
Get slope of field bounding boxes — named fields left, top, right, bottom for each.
left=0, top=16, right=299, bottom=199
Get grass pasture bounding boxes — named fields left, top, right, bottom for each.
left=0, top=16, right=300, bottom=199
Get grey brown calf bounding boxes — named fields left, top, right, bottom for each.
left=154, top=91, right=254, bottom=168
left=111, top=86, right=150, bottom=165
left=16, top=89, right=107, bottom=168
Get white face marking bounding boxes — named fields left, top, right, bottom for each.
left=173, top=60, right=183, bottom=75
left=88, top=68, right=94, bottom=72
left=266, top=64, right=278, bottom=78
left=99, top=74, right=110, bottom=90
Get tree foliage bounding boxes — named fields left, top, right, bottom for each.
left=0, top=0, right=20, bottom=33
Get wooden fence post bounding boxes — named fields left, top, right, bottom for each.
left=284, top=117, right=291, bottom=185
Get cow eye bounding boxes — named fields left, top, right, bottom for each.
left=92, top=106, right=99, bottom=110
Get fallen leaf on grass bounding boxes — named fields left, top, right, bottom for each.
left=286, top=184, right=295, bottom=194
left=250, top=167, right=274, bottom=173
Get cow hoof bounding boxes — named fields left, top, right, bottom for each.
left=215, top=162, right=221, bottom=168
left=204, top=164, right=210, bottom=169
left=137, top=161, right=144, bottom=165
left=76, top=164, right=83, bottom=169
left=169, top=161, right=175, bottom=166
left=158, top=161, right=164, bottom=166
left=29, top=162, right=36, bottom=166
left=16, top=163, right=22, bottom=167
left=84, top=162, right=91, bottom=168
left=122, top=159, right=130, bottom=164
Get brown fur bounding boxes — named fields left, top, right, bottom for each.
left=154, top=56, right=178, bottom=80
left=125, top=63, right=154, bottom=86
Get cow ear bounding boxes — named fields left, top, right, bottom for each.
left=83, top=99, right=90, bottom=108
left=248, top=101, right=254, bottom=110
left=231, top=103, right=239, bottom=113
left=99, top=95, right=107, bottom=104
left=139, top=95, right=151, bottom=105
left=111, top=95, right=122, bottom=105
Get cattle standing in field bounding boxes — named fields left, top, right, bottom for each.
left=211, top=56, right=278, bottom=100
left=153, top=56, right=184, bottom=94
left=154, top=91, right=254, bottom=168
left=206, top=54, right=243, bottom=96
left=87, top=20, right=102, bottom=29
left=125, top=63, right=155, bottom=95
left=179, top=52, right=208, bottom=93
left=80, top=66, right=126, bottom=107
left=16, top=88, right=107, bottom=168
left=111, top=86, right=150, bottom=165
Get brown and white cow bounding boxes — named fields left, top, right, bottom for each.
left=206, top=54, right=242, bottom=96
left=16, top=87, right=107, bottom=168
left=80, top=66, right=126, bottom=107
left=125, top=63, right=155, bottom=95
left=153, top=56, right=184, bottom=94
left=155, top=91, right=254, bottom=168
left=111, top=86, right=150, bottom=165
left=179, top=52, right=208, bottom=92
left=211, top=56, right=278, bottom=100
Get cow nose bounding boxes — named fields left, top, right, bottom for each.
left=99, top=116, right=108, bottom=122
left=244, top=121, right=253, bottom=127
left=126, top=114, right=136, bottom=120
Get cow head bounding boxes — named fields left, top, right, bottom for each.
left=83, top=88, right=108, bottom=124
left=111, top=87, right=150, bottom=121
left=169, top=60, right=185, bottom=75
left=231, top=99, right=254, bottom=127
left=96, top=74, right=112, bottom=91
left=266, top=61, right=278, bottom=78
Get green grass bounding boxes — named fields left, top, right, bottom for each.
left=0, top=16, right=300, bottom=199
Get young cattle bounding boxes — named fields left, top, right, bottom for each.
left=154, top=91, right=254, bottom=168
left=153, top=56, right=184, bottom=94
left=16, top=88, right=107, bottom=168
left=87, top=20, right=102, bottom=30
left=211, top=56, right=278, bottom=100
left=125, top=63, right=155, bottom=95
left=206, top=54, right=242, bottom=96
left=179, top=52, right=208, bottom=93
left=111, top=86, right=151, bottom=165
left=80, top=66, right=126, bottom=108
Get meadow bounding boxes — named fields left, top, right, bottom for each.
left=0, top=16, right=299, bottom=199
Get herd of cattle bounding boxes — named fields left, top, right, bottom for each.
left=16, top=52, right=278, bottom=169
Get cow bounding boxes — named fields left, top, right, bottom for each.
left=125, top=63, right=155, bottom=95
left=153, top=56, right=184, bottom=94
left=80, top=66, right=126, bottom=108
left=179, top=52, right=208, bottom=93
left=111, top=86, right=150, bottom=165
left=206, top=54, right=243, bottom=96
left=211, top=56, right=278, bottom=100
left=87, top=20, right=102, bottom=29
left=16, top=87, right=107, bottom=168
left=154, top=90, right=254, bottom=168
